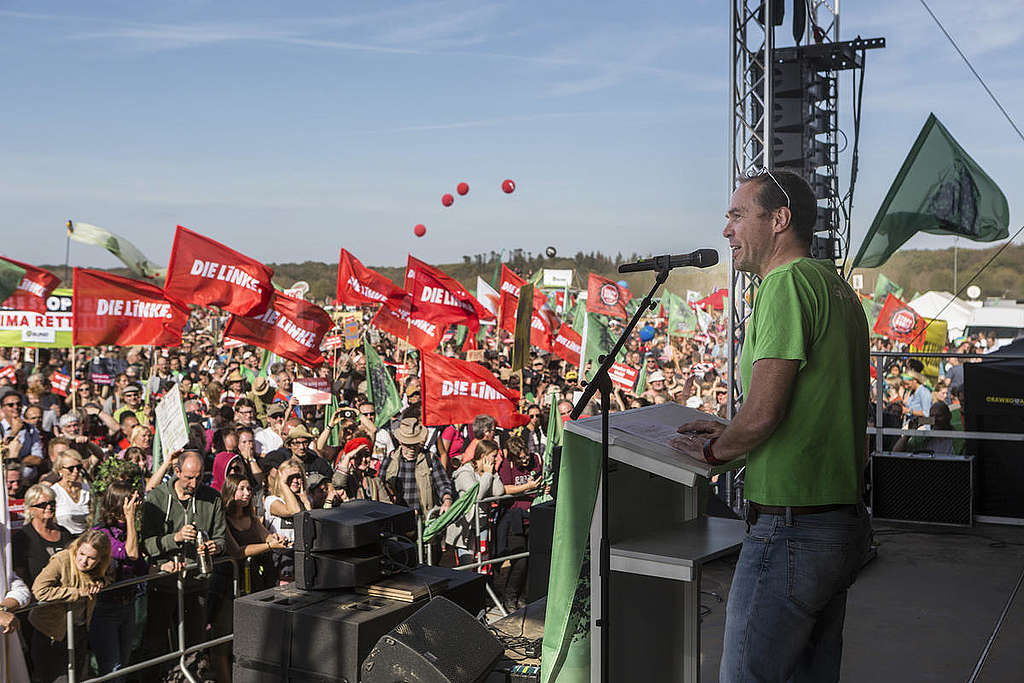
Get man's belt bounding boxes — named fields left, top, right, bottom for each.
left=748, top=502, right=856, bottom=516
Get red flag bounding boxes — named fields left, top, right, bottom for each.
left=586, top=273, right=633, bottom=319
left=421, top=351, right=530, bottom=429
left=72, top=268, right=189, bottom=347
left=552, top=325, right=583, bottom=367
left=497, top=265, right=526, bottom=333
left=224, top=290, right=332, bottom=367
left=370, top=295, right=444, bottom=350
left=496, top=265, right=557, bottom=349
left=0, top=257, right=60, bottom=313
left=872, top=293, right=928, bottom=345
left=405, top=256, right=494, bottom=331
left=336, top=248, right=406, bottom=306
left=164, top=225, right=274, bottom=315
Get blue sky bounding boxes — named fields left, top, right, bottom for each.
left=1, top=0, right=1021, bottom=271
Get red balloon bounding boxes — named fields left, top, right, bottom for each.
left=502, top=179, right=516, bottom=194
left=456, top=182, right=469, bottom=196
left=414, top=224, right=426, bottom=237
left=441, top=193, right=454, bottom=207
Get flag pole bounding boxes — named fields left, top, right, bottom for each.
left=70, top=348, right=77, bottom=412
left=953, top=237, right=959, bottom=293
left=64, top=220, right=72, bottom=285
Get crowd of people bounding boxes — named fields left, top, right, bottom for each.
left=0, top=285, right=988, bottom=681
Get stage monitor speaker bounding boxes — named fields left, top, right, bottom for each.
left=361, top=596, right=503, bottom=683
left=871, top=451, right=974, bottom=526
left=526, top=500, right=555, bottom=603
left=295, top=547, right=384, bottom=590
left=294, top=501, right=416, bottom=552
left=233, top=584, right=334, bottom=665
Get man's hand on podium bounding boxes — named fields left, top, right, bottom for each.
left=671, top=419, right=726, bottom=463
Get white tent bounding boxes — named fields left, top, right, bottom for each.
left=907, top=291, right=974, bottom=339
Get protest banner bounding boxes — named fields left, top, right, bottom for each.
left=72, top=269, right=189, bottom=347
left=336, top=248, right=407, bottom=306
left=552, top=325, right=583, bottom=367
left=164, top=225, right=274, bottom=316
left=320, top=334, right=344, bottom=351
left=406, top=255, right=493, bottom=332
left=0, top=289, right=73, bottom=348
left=155, top=383, right=189, bottom=456
left=224, top=290, right=332, bottom=367
left=608, top=362, right=639, bottom=391
left=421, top=351, right=530, bottom=429
left=370, top=296, right=444, bottom=350
left=341, top=314, right=361, bottom=350
left=293, top=377, right=332, bottom=405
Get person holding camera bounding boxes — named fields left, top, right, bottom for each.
left=332, top=435, right=391, bottom=503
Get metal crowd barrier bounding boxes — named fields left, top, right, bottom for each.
left=11, top=555, right=245, bottom=683
left=418, top=491, right=538, bottom=617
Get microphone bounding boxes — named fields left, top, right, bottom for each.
left=617, top=249, right=719, bottom=273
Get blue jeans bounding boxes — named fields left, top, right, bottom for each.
left=88, top=597, right=137, bottom=675
left=720, top=504, right=871, bottom=683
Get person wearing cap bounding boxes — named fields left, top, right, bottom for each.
left=332, top=436, right=391, bottom=503
left=283, top=424, right=334, bottom=481
left=903, top=371, right=932, bottom=419
left=222, top=369, right=247, bottom=406
left=642, top=370, right=669, bottom=403
left=112, top=382, right=147, bottom=425
left=246, top=375, right=276, bottom=423
left=380, top=417, right=454, bottom=517
left=673, top=170, right=871, bottom=681
left=305, top=472, right=341, bottom=509
left=254, top=402, right=287, bottom=454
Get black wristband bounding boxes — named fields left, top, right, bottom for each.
left=702, top=437, right=727, bottom=466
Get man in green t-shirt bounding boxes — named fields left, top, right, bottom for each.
left=673, top=170, right=871, bottom=682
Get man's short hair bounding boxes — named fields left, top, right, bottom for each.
left=739, top=169, right=817, bottom=246
left=472, top=414, right=496, bottom=440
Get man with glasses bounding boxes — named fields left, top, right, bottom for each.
left=0, top=389, right=42, bottom=475
left=255, top=402, right=287, bottom=454
left=113, top=382, right=147, bottom=425
left=673, top=169, right=871, bottom=682
left=232, top=398, right=259, bottom=428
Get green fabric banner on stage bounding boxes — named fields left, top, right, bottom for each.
left=540, top=429, right=601, bottom=683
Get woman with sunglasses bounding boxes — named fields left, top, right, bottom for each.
left=12, top=485, right=74, bottom=589
left=52, top=450, right=92, bottom=535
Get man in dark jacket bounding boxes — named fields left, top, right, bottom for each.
left=139, top=450, right=227, bottom=666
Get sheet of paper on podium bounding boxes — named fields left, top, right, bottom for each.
left=566, top=402, right=737, bottom=487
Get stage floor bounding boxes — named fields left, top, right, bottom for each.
left=486, top=520, right=1024, bottom=681
left=698, top=520, right=1024, bottom=682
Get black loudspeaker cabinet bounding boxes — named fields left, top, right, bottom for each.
left=871, top=451, right=974, bottom=526
left=294, top=501, right=416, bottom=552
left=526, top=500, right=555, bottom=603
left=361, top=596, right=503, bottom=683
left=295, top=548, right=384, bottom=590
left=234, top=567, right=488, bottom=682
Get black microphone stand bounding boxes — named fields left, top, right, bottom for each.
left=569, top=257, right=672, bottom=683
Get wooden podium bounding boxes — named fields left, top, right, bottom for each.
left=566, top=403, right=747, bottom=683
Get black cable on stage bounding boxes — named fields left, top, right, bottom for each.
left=918, top=0, right=1024, bottom=145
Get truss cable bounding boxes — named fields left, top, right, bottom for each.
left=968, top=561, right=1024, bottom=683
left=918, top=0, right=1024, bottom=145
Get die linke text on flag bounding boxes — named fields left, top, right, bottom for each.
left=420, top=351, right=530, bottom=429
left=586, top=272, right=633, bottom=319
left=336, top=248, right=407, bottom=306
left=72, top=268, right=189, bottom=347
left=370, top=295, right=444, bottom=350
left=164, top=225, right=274, bottom=316
left=497, top=265, right=558, bottom=350
left=551, top=325, right=583, bottom=367
left=872, top=293, right=928, bottom=345
left=405, top=256, right=494, bottom=331
left=224, top=290, right=332, bottom=367
left=0, top=256, right=60, bottom=313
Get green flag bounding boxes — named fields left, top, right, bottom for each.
left=634, top=362, right=648, bottom=396
left=512, top=283, right=534, bottom=372
left=322, top=391, right=342, bottom=448
left=540, top=430, right=601, bottom=683
left=0, top=260, right=26, bottom=303
left=67, top=221, right=167, bottom=279
left=871, top=273, right=903, bottom=319
left=423, top=483, right=479, bottom=543
left=533, top=394, right=564, bottom=507
left=582, top=312, right=615, bottom=382
left=852, top=114, right=1009, bottom=268
left=663, top=291, right=696, bottom=336
left=364, top=338, right=401, bottom=429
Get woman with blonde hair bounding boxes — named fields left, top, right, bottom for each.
left=52, top=449, right=92, bottom=535
left=263, top=457, right=308, bottom=582
left=31, top=529, right=111, bottom=681
left=12, top=485, right=74, bottom=588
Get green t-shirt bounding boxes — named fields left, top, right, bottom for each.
left=739, top=258, right=869, bottom=505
